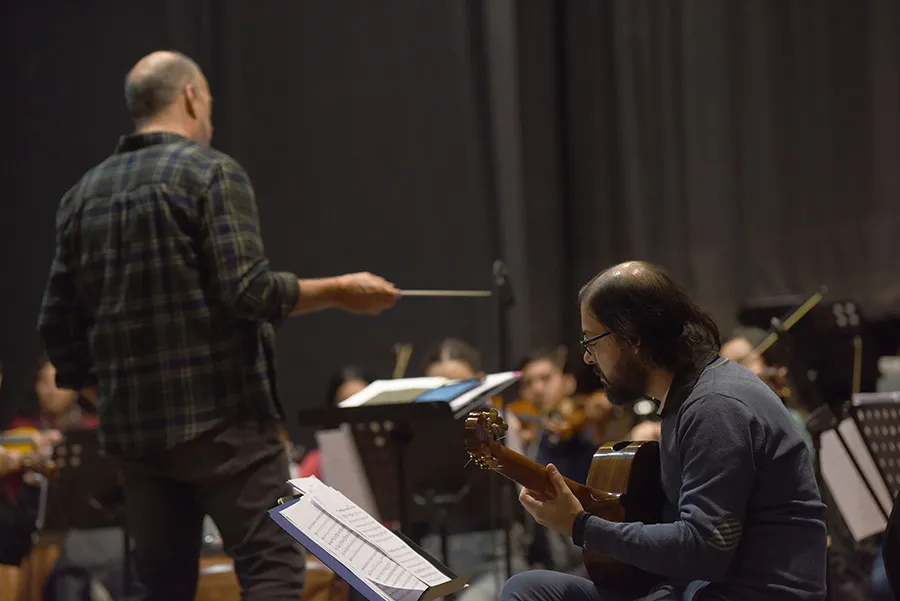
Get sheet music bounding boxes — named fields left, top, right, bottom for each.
left=448, top=372, right=520, bottom=414
left=339, top=378, right=448, bottom=407
left=316, top=424, right=381, bottom=519
left=311, top=484, right=449, bottom=586
left=837, top=418, right=894, bottom=514
left=820, top=418, right=890, bottom=541
left=280, top=497, right=425, bottom=601
left=337, top=372, right=520, bottom=413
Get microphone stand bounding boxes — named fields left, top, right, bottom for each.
left=492, top=260, right=515, bottom=579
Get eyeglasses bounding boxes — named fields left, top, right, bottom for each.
left=580, top=331, right=612, bottom=351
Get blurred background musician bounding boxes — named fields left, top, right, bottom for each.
left=297, top=365, right=371, bottom=483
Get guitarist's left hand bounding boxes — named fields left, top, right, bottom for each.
left=519, top=463, right=584, bottom=536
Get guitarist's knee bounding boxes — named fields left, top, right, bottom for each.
left=500, top=570, right=605, bottom=601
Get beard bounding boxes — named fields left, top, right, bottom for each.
left=594, top=351, right=651, bottom=406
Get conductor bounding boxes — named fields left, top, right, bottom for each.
left=36, top=50, right=399, bottom=601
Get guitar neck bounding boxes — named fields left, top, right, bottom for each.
left=487, top=444, right=617, bottom=507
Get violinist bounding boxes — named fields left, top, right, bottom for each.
left=0, top=359, right=62, bottom=567
left=512, top=348, right=595, bottom=484
left=720, top=328, right=814, bottom=456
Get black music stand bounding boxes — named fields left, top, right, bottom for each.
left=297, top=379, right=518, bottom=564
left=738, top=295, right=880, bottom=412
left=850, top=393, right=900, bottom=503
left=850, top=393, right=900, bottom=600
left=42, top=428, right=135, bottom=597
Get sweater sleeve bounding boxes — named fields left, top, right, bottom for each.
left=578, top=394, right=758, bottom=581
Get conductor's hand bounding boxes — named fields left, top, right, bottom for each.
left=334, top=272, right=400, bottom=315
left=519, top=464, right=583, bottom=536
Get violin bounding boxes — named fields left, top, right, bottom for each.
left=494, top=397, right=587, bottom=443
left=0, top=427, right=60, bottom=479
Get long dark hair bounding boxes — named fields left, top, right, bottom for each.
left=422, top=338, right=482, bottom=373
left=324, top=365, right=370, bottom=405
left=578, top=261, right=720, bottom=373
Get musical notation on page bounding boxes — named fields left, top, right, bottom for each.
left=273, top=477, right=463, bottom=601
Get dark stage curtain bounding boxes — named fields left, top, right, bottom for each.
left=483, top=0, right=900, bottom=348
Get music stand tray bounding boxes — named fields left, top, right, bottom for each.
left=297, top=373, right=520, bottom=533
left=851, top=392, right=900, bottom=501
left=42, top=428, right=124, bottom=532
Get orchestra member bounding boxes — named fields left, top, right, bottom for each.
left=514, top=348, right=593, bottom=483
left=505, top=261, right=826, bottom=601
left=36, top=50, right=399, bottom=601
left=720, top=329, right=815, bottom=455
left=298, top=365, right=371, bottom=482
left=0, top=445, right=43, bottom=566
left=419, top=338, right=529, bottom=601
left=8, top=356, right=97, bottom=432
left=627, top=419, right=661, bottom=442
left=1, top=394, right=60, bottom=568
left=513, top=348, right=594, bottom=574
left=423, top=338, right=485, bottom=379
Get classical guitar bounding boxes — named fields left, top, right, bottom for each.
left=464, top=409, right=666, bottom=592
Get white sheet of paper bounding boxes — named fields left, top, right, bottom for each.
left=837, top=418, right=894, bottom=514
left=448, top=371, right=520, bottom=413
left=339, top=378, right=448, bottom=407
left=289, top=475, right=327, bottom=496
left=316, top=424, right=381, bottom=520
left=280, top=497, right=425, bottom=601
left=820, top=419, right=890, bottom=541
left=310, top=485, right=449, bottom=586
left=337, top=372, right=520, bottom=413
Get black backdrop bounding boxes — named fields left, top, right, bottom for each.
left=3, top=1, right=900, bottom=438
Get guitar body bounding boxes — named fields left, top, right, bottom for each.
left=579, top=441, right=666, bottom=592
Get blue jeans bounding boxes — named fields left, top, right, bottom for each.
left=872, top=547, right=893, bottom=601
left=500, top=570, right=712, bottom=601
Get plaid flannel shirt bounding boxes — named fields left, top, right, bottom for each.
left=37, top=132, right=300, bottom=459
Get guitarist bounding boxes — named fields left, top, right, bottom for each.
left=503, top=261, right=827, bottom=601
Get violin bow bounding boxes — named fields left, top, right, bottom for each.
left=750, top=287, right=827, bottom=359
left=392, top=343, right=413, bottom=379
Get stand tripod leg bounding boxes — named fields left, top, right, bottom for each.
left=123, top=522, right=131, bottom=598
left=504, top=482, right=512, bottom=578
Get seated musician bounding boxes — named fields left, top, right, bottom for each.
left=719, top=328, right=815, bottom=456
left=8, top=356, right=97, bottom=432
left=423, top=337, right=485, bottom=379
left=298, top=365, right=370, bottom=482
left=512, top=348, right=594, bottom=483
left=1, top=361, right=62, bottom=567
left=512, top=348, right=597, bottom=574
left=420, top=338, right=529, bottom=601
left=504, top=261, right=826, bottom=601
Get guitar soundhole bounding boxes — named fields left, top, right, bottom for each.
left=612, top=440, right=631, bottom=451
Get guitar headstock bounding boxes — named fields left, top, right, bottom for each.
left=464, top=409, right=508, bottom=470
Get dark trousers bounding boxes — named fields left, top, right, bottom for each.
left=121, top=416, right=304, bottom=601
left=500, top=570, right=715, bottom=601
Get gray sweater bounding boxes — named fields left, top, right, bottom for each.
left=577, top=355, right=827, bottom=600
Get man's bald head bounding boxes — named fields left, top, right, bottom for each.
left=578, top=260, right=720, bottom=372
left=124, top=51, right=203, bottom=125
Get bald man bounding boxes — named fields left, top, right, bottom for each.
left=37, top=51, right=399, bottom=600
